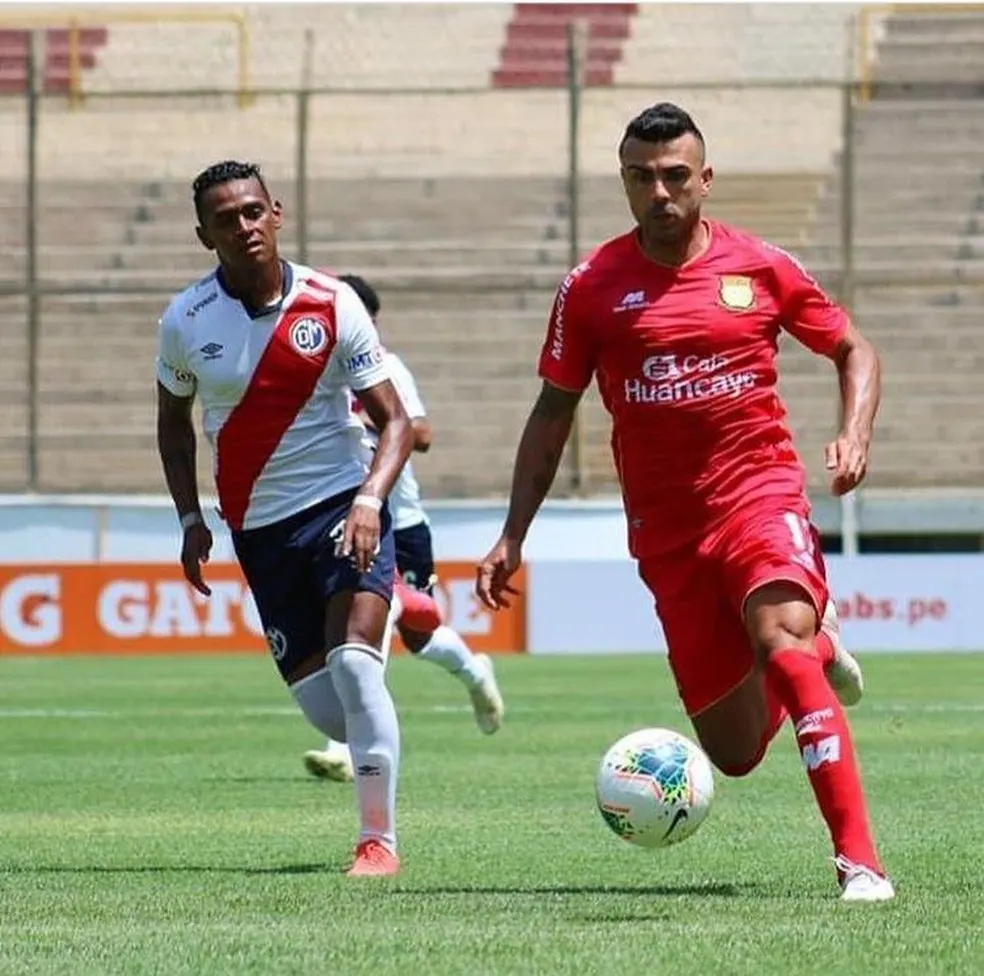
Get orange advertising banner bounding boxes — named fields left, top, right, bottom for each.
left=0, top=562, right=526, bottom=656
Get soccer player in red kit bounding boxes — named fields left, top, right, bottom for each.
left=476, top=103, right=894, bottom=901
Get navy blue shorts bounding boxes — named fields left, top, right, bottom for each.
left=232, top=487, right=396, bottom=681
left=394, top=521, right=436, bottom=595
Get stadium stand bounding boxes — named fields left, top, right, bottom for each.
left=0, top=26, right=105, bottom=94
left=493, top=3, right=637, bottom=88
left=0, top=4, right=981, bottom=497
left=789, top=6, right=984, bottom=490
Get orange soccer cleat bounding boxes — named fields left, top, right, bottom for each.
left=345, top=839, right=401, bottom=878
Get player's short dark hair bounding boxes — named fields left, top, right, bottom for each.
left=339, top=274, right=381, bottom=318
left=192, top=160, right=269, bottom=222
left=619, top=103, right=705, bottom=158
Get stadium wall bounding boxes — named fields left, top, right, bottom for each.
left=0, top=498, right=981, bottom=657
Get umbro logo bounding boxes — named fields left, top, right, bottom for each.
left=200, top=342, right=224, bottom=360
left=614, top=289, right=648, bottom=312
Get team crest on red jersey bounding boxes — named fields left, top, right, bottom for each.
left=718, top=275, right=756, bottom=311
left=289, top=317, right=331, bottom=356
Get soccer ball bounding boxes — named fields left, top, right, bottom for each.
left=596, top=727, right=714, bottom=849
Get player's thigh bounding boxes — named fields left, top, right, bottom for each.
left=394, top=521, right=437, bottom=595
left=316, top=499, right=398, bottom=655
left=638, top=554, right=755, bottom=722
left=232, top=523, right=326, bottom=686
left=717, top=503, right=828, bottom=662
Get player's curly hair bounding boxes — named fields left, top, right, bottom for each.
left=192, top=160, right=270, bottom=222
left=619, top=103, right=705, bottom=158
left=339, top=274, right=381, bottom=318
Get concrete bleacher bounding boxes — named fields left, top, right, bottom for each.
left=782, top=6, right=984, bottom=492
left=1, top=3, right=980, bottom=498
left=493, top=3, right=638, bottom=88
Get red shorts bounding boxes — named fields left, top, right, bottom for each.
left=638, top=501, right=829, bottom=718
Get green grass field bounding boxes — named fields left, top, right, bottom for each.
left=0, top=653, right=982, bottom=975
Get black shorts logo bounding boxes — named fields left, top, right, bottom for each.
left=265, top=626, right=288, bottom=661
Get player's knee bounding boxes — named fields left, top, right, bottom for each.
left=327, top=642, right=386, bottom=713
left=745, top=589, right=817, bottom=663
left=399, top=626, right=431, bottom=653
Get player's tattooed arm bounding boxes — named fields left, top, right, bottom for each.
left=825, top=323, right=881, bottom=496
left=503, top=381, right=583, bottom=543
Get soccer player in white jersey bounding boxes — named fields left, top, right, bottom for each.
left=303, top=274, right=505, bottom=784
left=155, top=161, right=411, bottom=877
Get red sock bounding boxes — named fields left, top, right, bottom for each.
left=393, top=578, right=442, bottom=633
left=814, top=628, right=836, bottom=666
left=765, top=648, right=882, bottom=873
left=764, top=682, right=788, bottom=744
left=752, top=623, right=833, bottom=760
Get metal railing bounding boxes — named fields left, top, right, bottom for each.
left=2, top=16, right=983, bottom=539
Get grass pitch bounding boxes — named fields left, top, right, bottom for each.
left=0, top=653, right=982, bottom=975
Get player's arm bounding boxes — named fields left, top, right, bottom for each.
left=410, top=417, right=432, bottom=453
left=354, top=380, right=414, bottom=506
left=503, top=381, right=582, bottom=543
left=386, top=355, right=431, bottom=453
left=155, top=315, right=212, bottom=596
left=359, top=410, right=428, bottom=452
left=477, top=266, right=595, bottom=610
left=773, top=249, right=882, bottom=496
left=336, top=287, right=414, bottom=571
left=156, top=384, right=202, bottom=523
left=826, top=324, right=881, bottom=495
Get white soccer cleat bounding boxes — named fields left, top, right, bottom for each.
left=836, top=856, right=896, bottom=902
left=302, top=742, right=354, bottom=783
left=821, top=599, right=864, bottom=708
left=468, top=653, right=504, bottom=735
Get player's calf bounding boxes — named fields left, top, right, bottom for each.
left=327, top=641, right=400, bottom=858
left=744, top=585, right=887, bottom=888
left=398, top=583, right=505, bottom=734
left=690, top=670, right=786, bottom=778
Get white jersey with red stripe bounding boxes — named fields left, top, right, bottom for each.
left=156, top=261, right=389, bottom=531
left=353, top=351, right=427, bottom=531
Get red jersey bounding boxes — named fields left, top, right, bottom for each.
left=537, top=220, right=850, bottom=560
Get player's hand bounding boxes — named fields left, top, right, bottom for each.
left=824, top=431, right=870, bottom=496
left=476, top=536, right=523, bottom=611
left=338, top=503, right=381, bottom=574
left=181, top=522, right=213, bottom=596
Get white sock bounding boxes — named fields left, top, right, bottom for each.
left=327, top=643, right=400, bottom=853
left=319, top=600, right=400, bottom=757
left=290, top=668, right=346, bottom=741
left=414, top=625, right=484, bottom=688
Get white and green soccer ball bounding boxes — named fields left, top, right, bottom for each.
left=596, top=727, right=715, bottom=849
